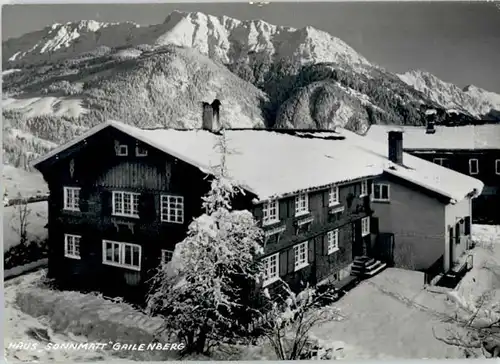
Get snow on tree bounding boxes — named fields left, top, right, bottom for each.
left=433, top=291, right=500, bottom=358
left=432, top=228, right=500, bottom=358
left=256, top=281, right=342, bottom=360
left=146, top=128, right=266, bottom=355
left=12, top=192, right=31, bottom=246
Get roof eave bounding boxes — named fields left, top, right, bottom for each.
left=384, top=168, right=483, bottom=204
left=30, top=121, right=116, bottom=169
left=251, top=173, right=381, bottom=204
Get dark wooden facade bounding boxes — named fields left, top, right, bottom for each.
left=37, top=128, right=216, bottom=300
left=254, top=181, right=376, bottom=294
left=411, top=149, right=500, bottom=223
left=35, top=126, right=378, bottom=300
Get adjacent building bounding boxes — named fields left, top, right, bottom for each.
left=31, top=113, right=484, bottom=300
left=365, top=123, right=500, bottom=224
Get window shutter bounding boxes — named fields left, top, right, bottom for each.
left=279, top=200, right=287, bottom=220
left=79, top=187, right=90, bottom=212
left=279, top=251, right=287, bottom=277
left=368, top=181, right=373, bottom=195
left=287, top=248, right=295, bottom=274
left=289, top=199, right=295, bottom=217
left=308, top=240, right=315, bottom=264
left=322, top=234, right=328, bottom=256
left=363, top=195, right=371, bottom=213
left=370, top=216, right=379, bottom=234
left=464, top=216, right=471, bottom=235
left=101, top=190, right=112, bottom=216
left=354, top=220, right=362, bottom=241
left=79, top=234, right=88, bottom=258
left=346, top=192, right=354, bottom=208
left=139, top=193, right=156, bottom=222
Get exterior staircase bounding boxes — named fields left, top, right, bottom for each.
left=351, top=256, right=387, bottom=278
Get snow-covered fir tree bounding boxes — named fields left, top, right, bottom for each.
left=146, top=128, right=266, bottom=355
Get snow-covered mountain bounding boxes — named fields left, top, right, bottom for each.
left=398, top=70, right=500, bottom=118
left=3, top=10, right=371, bottom=70
left=156, top=11, right=371, bottom=68
left=2, top=10, right=500, bottom=171
left=2, top=44, right=268, bottom=168
left=3, top=20, right=140, bottom=65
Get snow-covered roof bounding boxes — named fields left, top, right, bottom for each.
left=365, top=124, right=500, bottom=150
left=31, top=120, right=484, bottom=203
left=338, top=129, right=483, bottom=202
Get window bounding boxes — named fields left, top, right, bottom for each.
left=160, top=195, right=184, bottom=223
left=294, top=241, right=309, bottom=271
left=372, top=183, right=390, bottom=202
left=262, top=253, right=279, bottom=287
left=327, top=229, right=339, bottom=254
left=264, top=225, right=285, bottom=246
left=361, top=217, right=370, bottom=237
left=433, top=158, right=447, bottom=166
left=63, top=187, right=80, bottom=211
left=161, top=249, right=174, bottom=264
left=496, top=160, right=500, bottom=175
left=135, top=146, right=148, bottom=157
left=328, top=186, right=339, bottom=206
left=360, top=180, right=368, bottom=196
left=64, top=234, right=81, bottom=259
left=295, top=193, right=309, bottom=216
left=263, top=200, right=279, bottom=226
left=117, top=144, right=128, bottom=156
left=469, top=159, right=479, bottom=175
left=102, top=240, right=141, bottom=271
left=295, top=215, right=313, bottom=236
left=112, top=191, right=140, bottom=218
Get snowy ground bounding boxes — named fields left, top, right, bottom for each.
left=311, top=268, right=465, bottom=359
left=310, top=224, right=500, bottom=359
left=3, top=165, right=48, bottom=200
left=4, top=269, right=275, bottom=362
left=4, top=225, right=499, bottom=361
left=4, top=272, right=134, bottom=363
left=3, top=165, right=49, bottom=251
left=449, top=224, right=500, bottom=319
left=3, top=201, right=48, bottom=252
left=3, top=95, right=87, bottom=118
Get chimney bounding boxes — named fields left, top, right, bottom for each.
left=211, top=99, right=221, bottom=130
left=425, top=109, right=437, bottom=134
left=202, top=102, right=214, bottom=130
left=201, top=99, right=221, bottom=132
left=388, top=130, right=404, bottom=165
left=426, top=120, right=436, bottom=134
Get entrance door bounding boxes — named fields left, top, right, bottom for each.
left=352, top=221, right=364, bottom=258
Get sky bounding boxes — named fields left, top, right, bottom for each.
left=2, top=2, right=500, bottom=93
